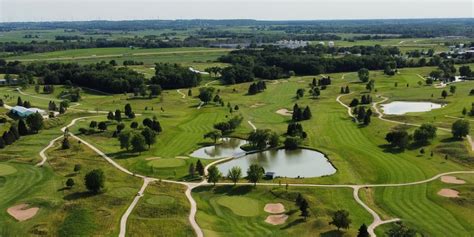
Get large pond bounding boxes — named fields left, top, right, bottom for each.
left=189, top=138, right=247, bottom=159
left=190, top=138, right=336, bottom=178
left=381, top=101, right=443, bottom=115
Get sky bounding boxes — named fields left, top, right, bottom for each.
left=0, top=0, right=473, bottom=22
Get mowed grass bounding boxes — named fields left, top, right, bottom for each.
left=127, top=181, right=194, bottom=236
left=193, top=185, right=372, bottom=237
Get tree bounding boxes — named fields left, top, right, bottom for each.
left=296, top=88, right=305, bottom=98
left=26, top=112, right=44, bottom=133
left=124, top=103, right=133, bottom=117
left=130, top=121, right=138, bottom=129
left=74, top=164, right=82, bottom=172
left=204, top=130, right=222, bottom=143
left=386, top=222, right=416, bottom=237
left=299, top=198, right=309, bottom=220
left=413, top=123, right=437, bottom=144
left=310, top=87, right=320, bottom=98
left=98, top=121, right=107, bottom=131
left=357, top=224, right=369, bottom=237
left=0, top=137, right=4, bottom=149
left=358, top=68, right=369, bottom=83
left=188, top=163, right=195, bottom=177
left=329, top=209, right=351, bottom=231
left=118, top=132, right=131, bottom=150
left=198, top=87, right=215, bottom=103
left=227, top=166, right=242, bottom=185
left=17, top=96, right=23, bottom=106
left=196, top=160, right=205, bottom=176
left=116, top=123, right=125, bottom=133
left=269, top=132, right=280, bottom=147
left=450, top=85, right=456, bottom=95
left=451, top=119, right=470, bottom=139
left=107, top=111, right=114, bottom=120
left=114, top=109, right=122, bottom=122
left=284, top=137, right=299, bottom=150
left=89, top=121, right=97, bottom=129
left=131, top=133, right=147, bottom=153
left=207, top=166, right=221, bottom=185
left=303, top=106, right=312, bottom=120
left=66, top=178, right=75, bottom=188
left=246, top=164, right=264, bottom=186
left=62, top=136, right=70, bottom=149
left=459, top=65, right=472, bottom=77
left=84, top=169, right=105, bottom=193
left=141, top=127, right=156, bottom=149
left=441, top=90, right=448, bottom=99
left=248, top=129, right=271, bottom=150
left=385, top=130, right=411, bottom=150
left=149, top=84, right=162, bottom=97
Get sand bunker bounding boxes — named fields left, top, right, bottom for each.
left=7, top=204, right=39, bottom=221
left=265, top=214, right=288, bottom=225
left=250, top=103, right=265, bottom=108
left=145, top=157, right=161, bottom=161
left=437, top=189, right=459, bottom=198
left=276, top=109, right=293, bottom=116
left=264, top=203, right=285, bottom=214
left=441, top=176, right=466, bottom=184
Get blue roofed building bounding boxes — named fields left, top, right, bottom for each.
left=10, top=106, right=46, bottom=118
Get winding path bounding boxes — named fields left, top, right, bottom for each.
left=247, top=120, right=257, bottom=131
left=31, top=92, right=474, bottom=237
left=177, top=89, right=186, bottom=99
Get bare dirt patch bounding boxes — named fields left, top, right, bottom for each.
left=437, top=189, right=459, bottom=198
left=250, top=103, right=265, bottom=108
left=7, top=204, right=39, bottom=221
left=265, top=214, right=288, bottom=225
left=441, top=176, right=466, bottom=184
left=264, top=203, right=285, bottom=214
left=276, top=109, right=293, bottom=116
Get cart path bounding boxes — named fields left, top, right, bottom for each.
left=247, top=120, right=257, bottom=131
left=177, top=89, right=186, bottom=99
left=36, top=112, right=474, bottom=237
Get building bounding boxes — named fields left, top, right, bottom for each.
left=265, top=172, right=275, bottom=179
left=328, top=41, right=335, bottom=47
left=10, top=106, right=46, bottom=118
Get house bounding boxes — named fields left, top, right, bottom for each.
left=10, top=106, right=46, bottom=118
left=328, top=41, right=335, bottom=47
left=265, top=172, right=275, bottom=179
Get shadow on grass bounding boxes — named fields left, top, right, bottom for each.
left=281, top=218, right=305, bottom=230
left=320, top=230, right=344, bottom=237
left=63, top=191, right=96, bottom=201
left=106, top=151, right=139, bottom=160
left=212, top=185, right=254, bottom=196
left=378, top=144, right=405, bottom=154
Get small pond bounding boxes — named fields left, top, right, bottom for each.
left=381, top=101, right=443, bottom=115
left=189, top=138, right=247, bottom=159
left=216, top=149, right=336, bottom=178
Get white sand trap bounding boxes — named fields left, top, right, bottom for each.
left=7, top=204, right=39, bottom=221
left=441, top=176, right=466, bottom=184
left=264, top=203, right=285, bottom=214
left=265, top=214, right=288, bottom=225
left=175, top=156, right=189, bottom=159
left=437, top=189, right=459, bottom=198
left=145, top=157, right=161, bottom=161
left=250, top=103, right=265, bottom=108
left=276, top=109, right=293, bottom=116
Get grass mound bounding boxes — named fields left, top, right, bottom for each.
left=146, top=195, right=176, bottom=205
left=216, top=196, right=260, bottom=217
left=0, top=164, right=18, bottom=176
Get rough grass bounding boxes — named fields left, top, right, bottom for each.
left=216, top=196, right=260, bottom=217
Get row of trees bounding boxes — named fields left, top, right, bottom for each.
left=207, top=164, right=265, bottom=186
left=248, top=81, right=267, bottom=95
left=0, top=114, right=44, bottom=149
left=151, top=63, right=201, bottom=89
left=385, top=123, right=438, bottom=150
left=292, top=104, right=312, bottom=122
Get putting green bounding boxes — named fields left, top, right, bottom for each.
left=148, top=159, right=185, bottom=168
left=146, top=195, right=176, bottom=205
left=216, top=196, right=260, bottom=217
left=0, top=164, right=17, bottom=176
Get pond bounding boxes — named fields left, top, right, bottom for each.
left=217, top=149, right=336, bottom=178
left=189, top=138, right=247, bottom=159
left=381, top=101, right=443, bottom=115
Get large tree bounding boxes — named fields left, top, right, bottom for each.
left=329, top=209, right=351, bottom=231
left=413, top=123, right=437, bottom=144
left=131, top=133, right=147, bottom=154
left=207, top=166, right=221, bottom=185
left=227, top=166, right=242, bottom=185
left=204, top=130, right=222, bottom=144
left=84, top=169, right=105, bottom=193
left=141, top=127, right=157, bottom=149
left=246, top=164, right=264, bottom=186
left=451, top=119, right=470, bottom=139
left=357, top=224, right=369, bottom=237
left=358, top=68, right=369, bottom=83
left=386, top=222, right=416, bottom=237
left=25, top=112, right=44, bottom=133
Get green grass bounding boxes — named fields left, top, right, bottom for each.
left=127, top=182, right=194, bottom=236
left=193, top=185, right=372, bottom=236
left=148, top=158, right=187, bottom=168
left=215, top=196, right=260, bottom=217
left=0, top=164, right=17, bottom=176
